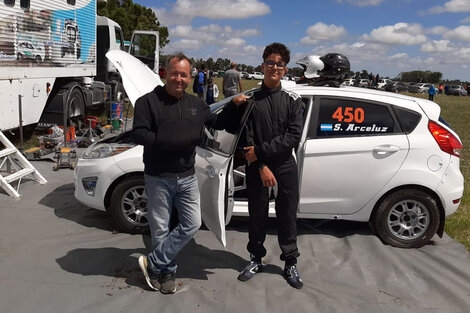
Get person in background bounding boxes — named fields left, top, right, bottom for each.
left=196, top=64, right=207, bottom=99
left=428, top=84, right=436, bottom=101
left=438, top=83, right=444, bottom=95
left=223, top=62, right=243, bottom=98
left=233, top=42, right=304, bottom=289
left=204, top=78, right=219, bottom=104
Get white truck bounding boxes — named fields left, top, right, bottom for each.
left=0, top=0, right=159, bottom=131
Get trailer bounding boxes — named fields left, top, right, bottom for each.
left=0, top=0, right=159, bottom=130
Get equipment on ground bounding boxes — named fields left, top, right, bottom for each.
left=53, top=147, right=77, bottom=171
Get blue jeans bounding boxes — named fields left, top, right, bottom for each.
left=144, top=174, right=201, bottom=274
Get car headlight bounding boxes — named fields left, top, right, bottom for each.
left=82, top=143, right=135, bottom=159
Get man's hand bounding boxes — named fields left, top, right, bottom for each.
left=244, top=146, right=257, bottom=163
left=259, top=166, right=276, bottom=187
left=232, top=94, right=250, bottom=106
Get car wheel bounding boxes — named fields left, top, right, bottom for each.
left=372, top=189, right=439, bottom=248
left=109, top=176, right=149, bottom=233
left=35, top=55, right=41, bottom=64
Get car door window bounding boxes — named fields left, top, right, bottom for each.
left=200, top=97, right=252, bottom=157
left=311, top=97, right=400, bottom=138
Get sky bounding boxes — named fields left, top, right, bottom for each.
left=133, top=0, right=470, bottom=81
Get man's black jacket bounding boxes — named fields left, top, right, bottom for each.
left=132, top=85, right=241, bottom=177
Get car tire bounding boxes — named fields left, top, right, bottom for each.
left=109, top=176, right=149, bottom=234
left=372, top=189, right=439, bottom=248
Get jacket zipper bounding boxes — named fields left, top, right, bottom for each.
left=177, top=99, right=182, bottom=119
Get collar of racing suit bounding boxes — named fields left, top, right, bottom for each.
left=261, top=81, right=282, bottom=95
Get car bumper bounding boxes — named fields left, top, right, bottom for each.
left=435, top=156, right=464, bottom=216
left=74, top=157, right=126, bottom=211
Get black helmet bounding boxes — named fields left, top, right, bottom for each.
left=318, top=53, right=350, bottom=79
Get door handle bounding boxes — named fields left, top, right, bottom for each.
left=372, top=145, right=400, bottom=158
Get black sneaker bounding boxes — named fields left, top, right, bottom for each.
left=160, top=271, right=177, bottom=294
left=284, top=264, right=303, bottom=289
left=138, top=255, right=160, bottom=291
left=237, top=260, right=263, bottom=282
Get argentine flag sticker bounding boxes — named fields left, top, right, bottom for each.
left=320, top=124, right=333, bottom=131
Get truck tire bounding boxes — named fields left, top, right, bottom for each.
left=372, top=189, right=439, bottom=248
left=109, top=176, right=149, bottom=234
left=67, top=87, right=85, bottom=126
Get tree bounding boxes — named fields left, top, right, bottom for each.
left=396, top=70, right=442, bottom=83
left=97, top=0, right=169, bottom=49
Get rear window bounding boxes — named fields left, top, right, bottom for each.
left=393, top=107, right=421, bottom=134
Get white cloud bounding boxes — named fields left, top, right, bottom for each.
left=420, top=0, right=470, bottom=15
left=169, top=23, right=260, bottom=47
left=170, top=39, right=203, bottom=50
left=173, top=0, right=271, bottom=19
left=361, top=23, right=427, bottom=45
left=420, top=40, right=453, bottom=53
left=444, top=25, right=470, bottom=41
left=300, top=22, right=347, bottom=45
left=426, top=26, right=449, bottom=35
left=152, top=8, right=192, bottom=26
left=217, top=45, right=264, bottom=65
left=225, top=38, right=246, bottom=47
left=233, top=29, right=261, bottom=37
left=390, top=53, right=407, bottom=59
left=460, top=16, right=470, bottom=23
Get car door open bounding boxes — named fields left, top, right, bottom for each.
left=195, top=97, right=254, bottom=248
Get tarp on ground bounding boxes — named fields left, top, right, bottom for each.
left=1, top=160, right=470, bottom=313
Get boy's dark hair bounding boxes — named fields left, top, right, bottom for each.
left=262, top=42, right=290, bottom=64
left=207, top=78, right=213, bottom=84
left=166, top=52, right=192, bottom=72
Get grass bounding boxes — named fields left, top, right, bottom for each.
left=13, top=78, right=470, bottom=249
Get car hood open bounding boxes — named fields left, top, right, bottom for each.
left=106, top=50, right=164, bottom=106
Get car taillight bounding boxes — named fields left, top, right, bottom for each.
left=428, top=120, right=462, bottom=158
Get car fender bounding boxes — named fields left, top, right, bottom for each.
left=113, top=145, right=144, bottom=173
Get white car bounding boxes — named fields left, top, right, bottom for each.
left=356, top=79, right=370, bottom=88
left=246, top=72, right=264, bottom=80
left=409, top=83, right=433, bottom=94
left=74, top=51, right=464, bottom=249
left=377, top=79, right=391, bottom=89
left=17, top=41, right=45, bottom=63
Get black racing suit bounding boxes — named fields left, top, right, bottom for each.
left=243, top=82, right=304, bottom=266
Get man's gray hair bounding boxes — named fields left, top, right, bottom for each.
left=165, top=52, right=192, bottom=72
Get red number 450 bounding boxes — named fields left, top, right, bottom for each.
left=332, top=107, right=364, bottom=123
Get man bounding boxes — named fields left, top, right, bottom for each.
left=232, top=43, right=304, bottom=289
left=223, top=62, right=243, bottom=98
left=133, top=53, right=241, bottom=294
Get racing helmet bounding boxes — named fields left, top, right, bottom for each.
left=318, top=53, right=350, bottom=79
left=296, top=55, right=324, bottom=79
